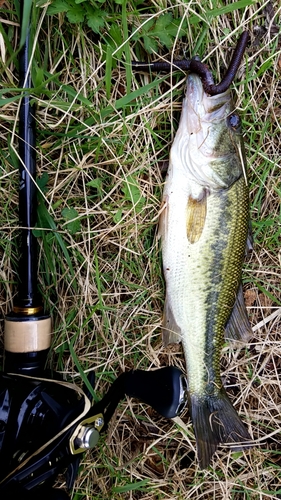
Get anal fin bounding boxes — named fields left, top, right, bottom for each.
left=157, top=196, right=168, bottom=239
left=246, top=220, right=254, bottom=254
left=162, top=294, right=182, bottom=346
left=225, top=284, right=252, bottom=342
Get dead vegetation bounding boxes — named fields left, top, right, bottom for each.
left=0, top=1, right=280, bottom=498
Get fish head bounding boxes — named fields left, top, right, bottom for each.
left=184, top=73, right=233, bottom=134
left=171, top=73, right=246, bottom=192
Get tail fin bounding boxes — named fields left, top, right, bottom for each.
left=189, top=389, right=252, bottom=469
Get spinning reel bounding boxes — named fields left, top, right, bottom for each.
left=0, top=367, right=186, bottom=498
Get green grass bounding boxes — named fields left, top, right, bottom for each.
left=1, top=0, right=281, bottom=499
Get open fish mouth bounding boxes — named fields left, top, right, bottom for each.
left=169, top=71, right=242, bottom=188
left=184, top=74, right=231, bottom=135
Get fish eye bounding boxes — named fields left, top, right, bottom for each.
left=227, top=113, right=241, bottom=131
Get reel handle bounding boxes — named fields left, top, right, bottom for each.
left=124, top=366, right=187, bottom=418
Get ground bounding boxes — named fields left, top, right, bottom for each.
left=0, top=1, right=280, bottom=499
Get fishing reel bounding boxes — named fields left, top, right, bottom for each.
left=0, top=365, right=187, bottom=498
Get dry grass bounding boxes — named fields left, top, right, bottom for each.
left=0, top=0, right=281, bottom=499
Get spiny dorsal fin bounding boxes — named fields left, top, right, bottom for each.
left=186, top=193, right=207, bottom=243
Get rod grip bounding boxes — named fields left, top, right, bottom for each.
left=4, top=316, right=52, bottom=353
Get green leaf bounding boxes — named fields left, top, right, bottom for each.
left=207, top=0, right=255, bottom=18
left=255, top=283, right=281, bottom=306
left=37, top=172, right=49, bottom=192
left=143, top=34, right=158, bottom=54
left=8, top=140, right=20, bottom=170
left=105, top=44, right=113, bottom=98
left=101, top=75, right=167, bottom=117
left=122, top=175, right=145, bottom=213
left=86, top=178, right=103, bottom=196
left=68, top=340, right=98, bottom=402
left=20, top=0, right=33, bottom=49
left=231, top=451, right=243, bottom=460
left=61, top=84, right=93, bottom=106
left=106, top=24, right=124, bottom=57
left=152, top=14, right=182, bottom=49
left=33, top=66, right=44, bottom=88
left=87, top=9, right=106, bottom=33
left=67, top=6, right=85, bottom=23
left=133, top=14, right=188, bottom=53
left=37, top=193, right=76, bottom=285
left=113, top=208, right=122, bottom=223
left=141, top=18, right=155, bottom=34
left=154, top=12, right=173, bottom=30
left=187, top=0, right=255, bottom=25
left=166, top=18, right=188, bottom=38
left=47, top=0, right=70, bottom=15
left=157, top=32, right=173, bottom=49
left=62, top=207, right=81, bottom=235
left=112, top=479, right=150, bottom=493
left=0, top=95, right=21, bottom=107
left=121, top=1, right=131, bottom=93
left=32, top=228, right=43, bottom=238
left=137, top=17, right=170, bottom=52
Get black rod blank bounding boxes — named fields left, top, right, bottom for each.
left=4, top=2, right=51, bottom=376
left=17, top=16, right=40, bottom=309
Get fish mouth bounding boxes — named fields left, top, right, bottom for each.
left=184, top=74, right=231, bottom=134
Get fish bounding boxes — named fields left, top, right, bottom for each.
left=159, top=73, right=252, bottom=469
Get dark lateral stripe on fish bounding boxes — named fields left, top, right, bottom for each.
left=202, top=177, right=249, bottom=389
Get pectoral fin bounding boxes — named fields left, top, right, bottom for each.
left=162, top=294, right=182, bottom=346
left=186, top=193, right=207, bottom=244
left=225, top=284, right=252, bottom=341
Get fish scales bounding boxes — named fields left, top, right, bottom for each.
left=159, top=74, right=252, bottom=468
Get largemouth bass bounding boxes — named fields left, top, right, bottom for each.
left=159, top=74, right=252, bottom=468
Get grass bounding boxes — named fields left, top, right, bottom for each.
left=0, top=0, right=281, bottom=498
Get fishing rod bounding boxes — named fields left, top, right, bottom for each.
left=0, top=3, right=187, bottom=498
left=4, top=1, right=51, bottom=377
